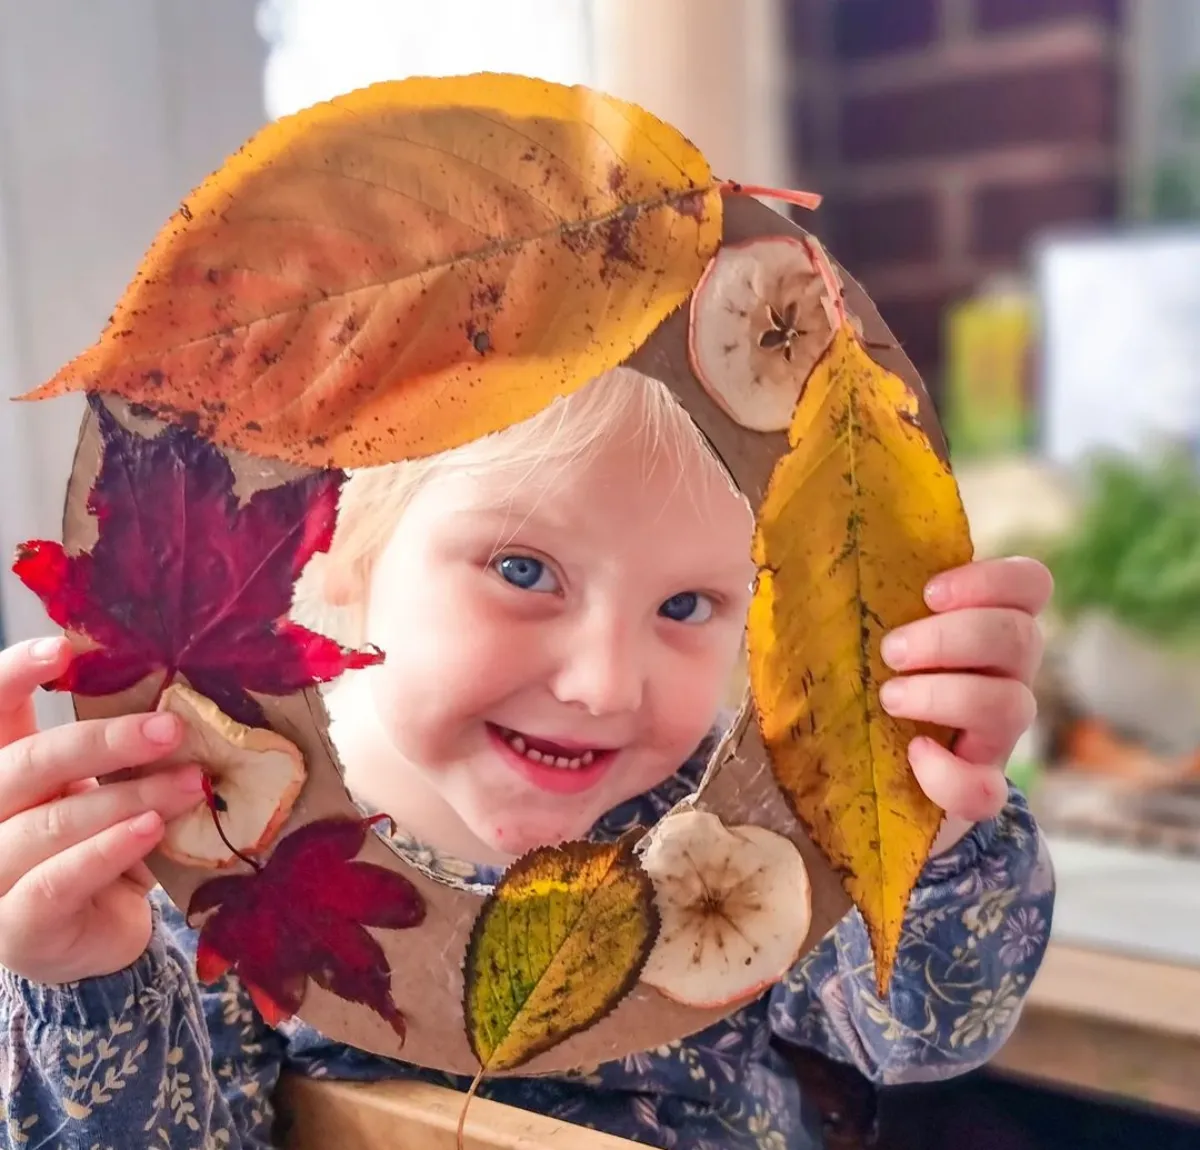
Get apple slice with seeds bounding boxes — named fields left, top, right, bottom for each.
left=156, top=683, right=306, bottom=869
left=638, top=809, right=812, bottom=1008
left=688, top=235, right=843, bottom=433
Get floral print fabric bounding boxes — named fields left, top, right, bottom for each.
left=0, top=734, right=1053, bottom=1150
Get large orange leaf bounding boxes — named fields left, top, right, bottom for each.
left=747, top=320, right=973, bottom=996
left=22, top=74, right=722, bottom=469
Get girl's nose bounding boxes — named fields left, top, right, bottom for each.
left=550, top=614, right=645, bottom=718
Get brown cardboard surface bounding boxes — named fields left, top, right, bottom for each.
left=57, top=191, right=947, bottom=1076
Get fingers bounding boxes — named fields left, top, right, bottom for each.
left=923, top=557, right=1054, bottom=616
left=49, top=779, right=160, bottom=893
left=881, top=672, right=1037, bottom=735
left=882, top=608, right=1044, bottom=682
left=909, top=737, right=1009, bottom=823
left=8, top=811, right=166, bottom=919
left=0, top=712, right=184, bottom=821
left=0, top=638, right=72, bottom=746
left=880, top=672, right=1035, bottom=767
left=0, top=766, right=205, bottom=893
left=124, top=860, right=159, bottom=895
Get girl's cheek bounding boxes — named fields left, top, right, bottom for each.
left=668, top=648, right=730, bottom=721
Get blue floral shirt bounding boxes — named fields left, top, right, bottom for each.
left=0, top=736, right=1054, bottom=1149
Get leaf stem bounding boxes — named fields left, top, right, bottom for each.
left=148, top=670, right=177, bottom=714
left=720, top=181, right=823, bottom=211
left=202, top=775, right=262, bottom=871
left=457, top=1068, right=485, bottom=1150
left=800, top=236, right=848, bottom=328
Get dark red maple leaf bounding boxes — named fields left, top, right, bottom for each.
left=12, top=396, right=381, bottom=726
left=188, top=815, right=425, bottom=1036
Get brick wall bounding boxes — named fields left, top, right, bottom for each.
left=786, top=0, right=1125, bottom=399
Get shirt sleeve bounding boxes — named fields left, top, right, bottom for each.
left=0, top=888, right=285, bottom=1147
left=768, top=783, right=1055, bottom=1085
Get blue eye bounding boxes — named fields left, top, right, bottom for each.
left=494, top=554, right=559, bottom=593
left=659, top=591, right=714, bottom=624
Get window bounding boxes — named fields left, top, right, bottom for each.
left=256, top=0, right=595, bottom=121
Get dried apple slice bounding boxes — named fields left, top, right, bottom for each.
left=156, top=684, right=307, bottom=868
left=638, top=809, right=811, bottom=1008
left=688, top=235, right=840, bottom=432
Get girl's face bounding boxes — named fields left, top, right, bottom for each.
left=340, top=410, right=755, bottom=862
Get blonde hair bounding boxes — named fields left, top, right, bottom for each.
left=293, top=367, right=741, bottom=647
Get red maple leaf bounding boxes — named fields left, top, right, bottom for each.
left=188, top=815, right=425, bottom=1036
left=12, top=396, right=381, bottom=726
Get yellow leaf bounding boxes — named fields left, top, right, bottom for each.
left=748, top=322, right=973, bottom=995
left=22, top=73, right=722, bottom=470
left=462, top=837, right=657, bottom=1073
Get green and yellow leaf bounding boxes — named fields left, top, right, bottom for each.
left=22, top=73, right=722, bottom=470
left=462, top=837, right=658, bottom=1075
left=748, top=321, right=973, bottom=995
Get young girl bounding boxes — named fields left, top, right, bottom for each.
left=0, top=367, right=1054, bottom=1149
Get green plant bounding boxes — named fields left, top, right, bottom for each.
left=1045, top=451, right=1200, bottom=647
left=1149, top=72, right=1200, bottom=222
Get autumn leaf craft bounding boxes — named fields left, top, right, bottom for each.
left=721, top=238, right=973, bottom=993
left=637, top=809, right=813, bottom=1009
left=150, top=683, right=309, bottom=869
left=11, top=70, right=971, bottom=1071
left=20, top=75, right=818, bottom=470
left=459, top=837, right=658, bottom=1140
left=452, top=812, right=821, bottom=1141
left=13, top=397, right=381, bottom=727
left=188, top=815, right=425, bottom=1036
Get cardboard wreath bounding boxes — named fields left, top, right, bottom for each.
left=12, top=74, right=971, bottom=1090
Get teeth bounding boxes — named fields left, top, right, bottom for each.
left=499, top=728, right=598, bottom=770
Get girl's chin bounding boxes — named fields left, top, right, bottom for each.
left=474, top=811, right=599, bottom=859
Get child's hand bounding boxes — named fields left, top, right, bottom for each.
left=0, top=638, right=206, bottom=984
left=878, top=557, right=1052, bottom=848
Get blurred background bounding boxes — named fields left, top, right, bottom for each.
left=0, top=1, right=1198, bottom=1147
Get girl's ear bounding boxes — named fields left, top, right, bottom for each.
left=292, top=553, right=369, bottom=650
left=321, top=557, right=364, bottom=607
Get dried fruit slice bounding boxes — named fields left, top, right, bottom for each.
left=638, top=809, right=811, bottom=1008
left=688, top=236, right=839, bottom=432
left=156, top=684, right=307, bottom=868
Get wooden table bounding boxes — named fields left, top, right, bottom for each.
left=278, top=940, right=1200, bottom=1147
left=989, top=942, right=1200, bottom=1119
left=279, top=1076, right=644, bottom=1150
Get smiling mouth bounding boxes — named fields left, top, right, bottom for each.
left=489, top=724, right=612, bottom=771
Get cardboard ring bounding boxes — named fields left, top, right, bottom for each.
left=50, top=189, right=946, bottom=1075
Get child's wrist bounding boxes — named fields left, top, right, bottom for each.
left=1, top=919, right=173, bottom=1028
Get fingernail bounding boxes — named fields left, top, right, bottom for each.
left=880, top=632, right=907, bottom=669
left=142, top=714, right=179, bottom=745
left=31, top=637, right=63, bottom=662
left=907, top=735, right=933, bottom=764
left=880, top=680, right=905, bottom=714
left=924, top=578, right=951, bottom=610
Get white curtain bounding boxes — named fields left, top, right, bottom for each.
left=256, top=0, right=595, bottom=120
left=253, top=0, right=792, bottom=187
